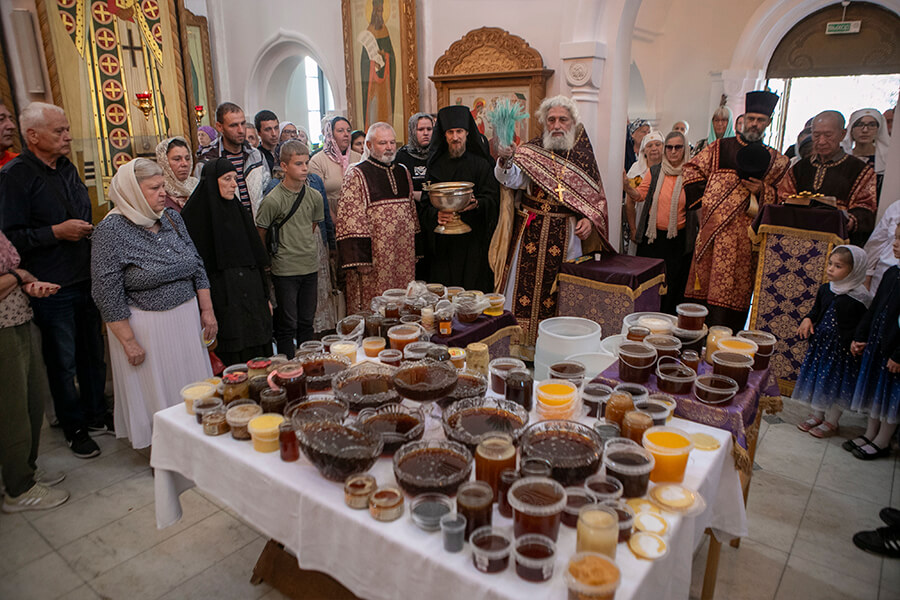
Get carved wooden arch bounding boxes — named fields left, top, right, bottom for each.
left=430, top=27, right=553, bottom=141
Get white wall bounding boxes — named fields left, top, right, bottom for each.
left=204, top=0, right=345, bottom=121
left=631, top=0, right=766, bottom=142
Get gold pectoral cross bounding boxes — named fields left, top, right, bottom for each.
left=554, top=182, right=565, bottom=203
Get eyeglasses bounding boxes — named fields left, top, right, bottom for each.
left=665, top=144, right=684, bottom=151
left=853, top=121, right=879, bottom=130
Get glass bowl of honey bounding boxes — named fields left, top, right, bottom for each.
left=356, top=403, right=425, bottom=455
left=441, top=396, right=529, bottom=452
left=393, top=439, right=473, bottom=496
left=296, top=352, right=351, bottom=394
left=295, top=421, right=383, bottom=481
left=519, top=420, right=603, bottom=486
left=332, top=361, right=400, bottom=412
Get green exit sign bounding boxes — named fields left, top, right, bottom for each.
left=826, top=21, right=861, bottom=34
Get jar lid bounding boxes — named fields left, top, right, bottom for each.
left=603, top=445, right=655, bottom=475
left=222, top=372, right=248, bottom=384
left=507, top=477, right=567, bottom=516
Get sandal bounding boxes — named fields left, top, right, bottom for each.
left=809, top=421, right=839, bottom=438
left=851, top=442, right=891, bottom=460
left=841, top=435, right=871, bottom=452
left=852, top=526, right=900, bottom=558
left=797, top=415, right=823, bottom=432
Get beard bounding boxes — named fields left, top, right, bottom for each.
left=742, top=128, right=764, bottom=143
left=543, top=128, right=576, bottom=151
left=448, top=143, right=465, bottom=158
left=371, top=149, right=396, bottom=163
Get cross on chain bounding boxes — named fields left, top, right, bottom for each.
left=121, top=29, right=143, bottom=68
left=554, top=182, right=565, bottom=203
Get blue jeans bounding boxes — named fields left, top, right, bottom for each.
left=272, top=273, right=318, bottom=358
left=30, top=281, right=108, bottom=439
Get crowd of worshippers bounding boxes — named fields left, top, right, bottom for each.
left=0, top=89, right=897, bottom=511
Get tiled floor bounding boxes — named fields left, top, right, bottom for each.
left=1, top=398, right=897, bottom=600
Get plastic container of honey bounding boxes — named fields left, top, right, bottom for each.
left=737, top=329, right=777, bottom=370
left=362, top=336, right=386, bottom=358
left=225, top=400, right=262, bottom=440
left=716, top=336, right=758, bottom=359
left=565, top=552, right=620, bottom=600
left=704, top=326, right=733, bottom=364
left=616, top=342, right=656, bottom=384
left=247, top=413, right=284, bottom=453
left=711, top=350, right=754, bottom=390
left=675, top=303, right=708, bottom=331
left=330, top=340, right=359, bottom=364
left=642, top=426, right=693, bottom=483
left=535, top=379, right=578, bottom=420
left=181, top=382, right=217, bottom=415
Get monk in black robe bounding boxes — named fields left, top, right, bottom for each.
left=422, top=105, right=500, bottom=292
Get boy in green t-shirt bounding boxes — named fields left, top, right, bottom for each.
left=255, top=140, right=324, bottom=356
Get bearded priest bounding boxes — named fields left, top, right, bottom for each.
left=494, top=95, right=613, bottom=347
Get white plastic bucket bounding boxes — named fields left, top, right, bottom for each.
left=534, top=317, right=602, bottom=379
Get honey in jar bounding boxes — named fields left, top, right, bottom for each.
left=507, top=477, right=567, bottom=541
left=269, top=363, right=306, bottom=402
left=621, top=410, right=654, bottom=444
left=475, top=433, right=517, bottom=501
left=457, top=481, right=493, bottom=541
left=387, top=324, right=421, bottom=352
left=626, top=326, right=650, bottom=342
left=362, top=336, right=386, bottom=358
left=222, top=372, right=249, bottom=405
left=604, top=392, right=634, bottom=428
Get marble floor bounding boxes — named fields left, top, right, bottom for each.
left=0, top=397, right=897, bottom=600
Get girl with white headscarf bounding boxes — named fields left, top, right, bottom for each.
left=155, top=137, right=198, bottom=212
left=792, top=245, right=872, bottom=440
left=91, top=158, right=215, bottom=449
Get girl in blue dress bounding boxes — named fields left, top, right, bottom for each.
left=793, top=245, right=871, bottom=438
left=848, top=224, right=900, bottom=460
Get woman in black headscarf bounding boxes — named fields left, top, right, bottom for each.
left=181, top=159, right=272, bottom=365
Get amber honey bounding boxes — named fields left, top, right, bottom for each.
left=617, top=342, right=656, bottom=383
left=475, top=434, right=517, bottom=501
left=604, top=392, right=634, bottom=428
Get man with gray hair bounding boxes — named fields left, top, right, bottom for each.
left=336, top=122, right=420, bottom=313
left=0, top=102, right=109, bottom=459
left=779, top=110, right=877, bottom=246
left=494, top=95, right=613, bottom=347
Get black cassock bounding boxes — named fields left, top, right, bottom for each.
left=421, top=151, right=499, bottom=293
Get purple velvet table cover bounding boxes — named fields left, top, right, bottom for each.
left=752, top=204, right=848, bottom=239
left=560, top=252, right=666, bottom=289
left=430, top=310, right=519, bottom=348
left=593, top=360, right=782, bottom=475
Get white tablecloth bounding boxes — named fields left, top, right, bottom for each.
left=151, top=393, right=746, bottom=600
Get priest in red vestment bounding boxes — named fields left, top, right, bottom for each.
left=336, top=123, right=419, bottom=313
left=682, top=90, right=791, bottom=331
left=494, top=95, right=613, bottom=346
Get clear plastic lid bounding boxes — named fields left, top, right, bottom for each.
left=602, top=444, right=655, bottom=476
left=507, top=477, right=567, bottom=516
left=676, top=303, right=708, bottom=317
left=513, top=534, right=555, bottom=567
left=563, top=486, right=595, bottom=514
left=564, top=552, right=621, bottom=595
left=600, top=499, right=635, bottom=529
left=470, top=526, right=512, bottom=559
left=225, top=400, right=262, bottom=426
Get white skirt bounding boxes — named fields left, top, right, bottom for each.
left=108, top=298, right=212, bottom=449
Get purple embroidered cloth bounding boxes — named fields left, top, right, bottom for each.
left=752, top=204, right=847, bottom=239
left=593, top=359, right=781, bottom=475
left=559, top=253, right=665, bottom=289
left=430, top=310, right=519, bottom=348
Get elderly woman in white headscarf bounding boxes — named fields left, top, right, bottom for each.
left=623, top=130, right=665, bottom=253
left=843, top=108, right=891, bottom=198
left=154, top=137, right=199, bottom=212
left=279, top=121, right=298, bottom=143
left=91, top=158, right=215, bottom=449
left=631, top=131, right=696, bottom=311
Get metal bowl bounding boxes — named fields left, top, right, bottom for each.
left=427, top=181, right=474, bottom=212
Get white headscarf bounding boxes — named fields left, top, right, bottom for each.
left=863, top=199, right=900, bottom=292
left=105, top=159, right=163, bottom=228
left=830, top=244, right=874, bottom=308
left=841, top=109, right=891, bottom=174
left=627, top=129, right=665, bottom=179
left=278, top=121, right=295, bottom=142
left=154, top=137, right=198, bottom=206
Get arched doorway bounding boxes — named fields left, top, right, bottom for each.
left=764, top=2, right=900, bottom=151
left=246, top=35, right=339, bottom=147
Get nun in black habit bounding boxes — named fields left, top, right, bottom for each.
left=181, top=158, right=273, bottom=365
left=421, top=105, right=500, bottom=293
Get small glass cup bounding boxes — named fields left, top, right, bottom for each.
left=441, top=513, right=467, bottom=553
